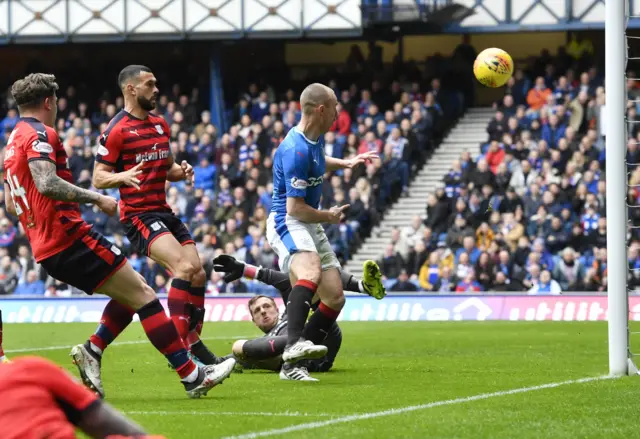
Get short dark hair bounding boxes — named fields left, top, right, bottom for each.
left=11, top=73, right=59, bottom=110
left=118, top=65, right=152, bottom=89
left=247, top=295, right=276, bottom=315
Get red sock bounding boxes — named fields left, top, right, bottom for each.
left=188, top=285, right=206, bottom=340
left=168, top=278, right=191, bottom=343
left=89, top=299, right=135, bottom=354
left=137, top=299, right=196, bottom=379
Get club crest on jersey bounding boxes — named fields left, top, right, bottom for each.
left=32, top=141, right=53, bottom=154
left=98, top=145, right=109, bottom=156
left=155, top=124, right=164, bottom=135
left=290, top=177, right=308, bottom=189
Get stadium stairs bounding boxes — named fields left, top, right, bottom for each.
left=343, top=107, right=494, bottom=279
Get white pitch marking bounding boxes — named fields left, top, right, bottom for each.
left=126, top=411, right=336, bottom=418
left=222, top=375, right=616, bottom=439
left=4, top=335, right=251, bottom=354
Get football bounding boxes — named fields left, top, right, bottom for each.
left=473, top=47, right=514, bottom=88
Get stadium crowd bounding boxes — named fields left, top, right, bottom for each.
left=380, top=44, right=622, bottom=294
left=0, top=45, right=467, bottom=296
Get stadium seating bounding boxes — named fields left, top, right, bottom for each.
left=355, top=50, right=610, bottom=294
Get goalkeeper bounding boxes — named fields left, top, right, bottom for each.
left=212, top=255, right=385, bottom=378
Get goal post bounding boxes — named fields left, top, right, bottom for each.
left=606, top=0, right=635, bottom=376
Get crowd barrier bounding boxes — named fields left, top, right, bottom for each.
left=1, top=295, right=639, bottom=323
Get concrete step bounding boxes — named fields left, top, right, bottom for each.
left=366, top=237, right=391, bottom=245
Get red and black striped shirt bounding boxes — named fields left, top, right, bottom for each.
left=3, top=118, right=91, bottom=262
left=96, top=111, right=172, bottom=221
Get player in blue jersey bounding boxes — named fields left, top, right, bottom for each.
left=266, top=83, right=378, bottom=381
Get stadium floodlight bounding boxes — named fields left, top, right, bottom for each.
left=607, top=0, right=638, bottom=376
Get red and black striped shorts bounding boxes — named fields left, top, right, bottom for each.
left=40, top=228, right=127, bottom=295
left=124, top=211, right=194, bottom=257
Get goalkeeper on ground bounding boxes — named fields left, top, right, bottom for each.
left=212, top=255, right=385, bottom=378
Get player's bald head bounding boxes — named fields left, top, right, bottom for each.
left=118, top=65, right=152, bottom=90
left=300, top=83, right=334, bottom=115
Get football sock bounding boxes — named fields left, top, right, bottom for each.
left=137, top=299, right=197, bottom=382
left=168, top=278, right=192, bottom=342
left=89, top=299, right=135, bottom=356
left=190, top=339, right=218, bottom=365
left=304, top=302, right=341, bottom=344
left=286, top=279, right=317, bottom=347
left=187, top=285, right=206, bottom=337
left=243, top=336, right=287, bottom=360
left=341, top=271, right=362, bottom=293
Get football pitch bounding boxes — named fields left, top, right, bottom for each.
left=5, top=320, right=640, bottom=438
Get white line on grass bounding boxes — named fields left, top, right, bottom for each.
left=5, top=335, right=250, bottom=354
left=126, top=411, right=335, bottom=418
left=222, top=375, right=616, bottom=439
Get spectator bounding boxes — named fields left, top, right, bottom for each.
left=552, top=247, right=585, bottom=291
left=14, top=270, right=45, bottom=296
left=528, top=269, right=562, bottom=295
left=390, top=270, right=418, bottom=292
left=527, top=77, right=552, bottom=111
left=380, top=244, right=403, bottom=280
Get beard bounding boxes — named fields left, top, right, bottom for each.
left=137, top=95, right=156, bottom=111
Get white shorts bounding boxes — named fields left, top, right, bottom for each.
left=266, top=212, right=341, bottom=273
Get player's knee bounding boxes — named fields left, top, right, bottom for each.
left=293, top=252, right=322, bottom=284
left=175, top=257, right=198, bottom=281
left=130, top=280, right=157, bottom=309
left=326, top=293, right=345, bottom=311
left=192, top=267, right=206, bottom=287
left=232, top=340, right=247, bottom=358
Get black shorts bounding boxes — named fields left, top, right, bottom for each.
left=40, top=229, right=127, bottom=295
left=124, top=211, right=194, bottom=256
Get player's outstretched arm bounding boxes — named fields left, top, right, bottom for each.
left=93, top=161, right=144, bottom=190
left=213, top=255, right=371, bottom=296
left=325, top=151, right=379, bottom=171
left=29, top=160, right=116, bottom=214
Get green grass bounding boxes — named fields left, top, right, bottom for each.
left=4, top=321, right=640, bottom=438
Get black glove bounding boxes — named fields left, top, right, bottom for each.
left=212, top=254, right=245, bottom=283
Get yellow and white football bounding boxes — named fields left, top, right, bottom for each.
left=473, top=48, right=514, bottom=88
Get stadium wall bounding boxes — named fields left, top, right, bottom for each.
left=284, top=32, right=567, bottom=64
left=1, top=296, right=638, bottom=323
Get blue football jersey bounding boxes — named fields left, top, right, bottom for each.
left=271, top=128, right=325, bottom=215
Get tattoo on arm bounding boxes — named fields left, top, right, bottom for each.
left=28, top=159, right=99, bottom=204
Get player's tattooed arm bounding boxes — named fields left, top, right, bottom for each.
left=28, top=159, right=100, bottom=204
left=3, top=182, right=17, bottom=217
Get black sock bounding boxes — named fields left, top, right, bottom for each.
left=243, top=336, right=287, bottom=360
left=342, top=271, right=361, bottom=293
left=286, top=280, right=317, bottom=346
left=190, top=339, right=218, bottom=365
left=303, top=302, right=340, bottom=344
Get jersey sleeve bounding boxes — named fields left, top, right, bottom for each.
left=282, top=144, right=309, bottom=198
left=27, top=357, right=100, bottom=425
left=96, top=127, right=123, bottom=167
left=25, top=129, right=57, bottom=164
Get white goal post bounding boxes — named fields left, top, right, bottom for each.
left=606, top=0, right=637, bottom=376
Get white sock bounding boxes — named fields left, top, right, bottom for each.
left=358, top=280, right=365, bottom=294
left=89, top=342, right=103, bottom=357
left=181, top=366, right=200, bottom=383
left=0, top=355, right=6, bottom=363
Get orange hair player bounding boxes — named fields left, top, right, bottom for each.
left=0, top=356, right=165, bottom=439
